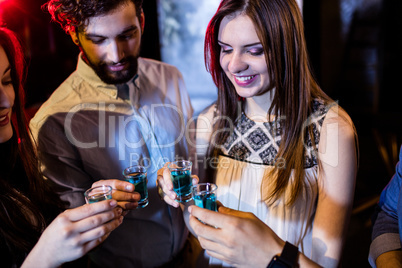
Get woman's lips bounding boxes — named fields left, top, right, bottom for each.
left=0, top=113, right=9, bottom=127
left=233, top=75, right=257, bottom=86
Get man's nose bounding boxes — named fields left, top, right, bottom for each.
left=105, top=41, right=125, bottom=63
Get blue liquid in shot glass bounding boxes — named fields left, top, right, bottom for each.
left=171, top=169, right=192, bottom=202
left=124, top=172, right=148, bottom=208
left=193, top=192, right=217, bottom=211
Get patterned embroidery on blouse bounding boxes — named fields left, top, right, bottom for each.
left=221, top=99, right=331, bottom=168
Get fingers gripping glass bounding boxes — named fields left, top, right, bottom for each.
left=192, top=183, right=218, bottom=211
left=123, top=165, right=149, bottom=208
left=168, top=160, right=193, bottom=203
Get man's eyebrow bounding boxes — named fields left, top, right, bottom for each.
left=217, top=40, right=262, bottom=47
left=85, top=33, right=104, bottom=39
left=84, top=26, right=138, bottom=38
left=119, top=25, right=138, bottom=35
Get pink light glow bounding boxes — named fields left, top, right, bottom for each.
left=0, top=0, right=10, bottom=6
left=0, top=0, right=10, bottom=19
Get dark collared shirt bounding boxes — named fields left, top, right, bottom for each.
left=30, top=54, right=194, bottom=267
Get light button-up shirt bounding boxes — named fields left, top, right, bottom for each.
left=30, top=55, right=194, bottom=267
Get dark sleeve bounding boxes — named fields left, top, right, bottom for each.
left=368, top=147, right=402, bottom=267
left=34, top=117, right=93, bottom=208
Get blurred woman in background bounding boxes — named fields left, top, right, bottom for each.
left=0, top=26, right=124, bottom=268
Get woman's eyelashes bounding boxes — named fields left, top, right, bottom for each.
left=220, top=45, right=264, bottom=56
left=2, top=70, right=12, bottom=86
left=249, top=48, right=264, bottom=56
left=220, top=45, right=232, bottom=54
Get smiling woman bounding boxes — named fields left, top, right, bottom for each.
left=0, top=27, right=124, bottom=268
left=218, top=14, right=271, bottom=102
left=0, top=45, right=14, bottom=142
left=157, top=0, right=358, bottom=267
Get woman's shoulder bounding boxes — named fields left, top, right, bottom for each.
left=318, top=101, right=357, bottom=157
left=195, top=103, right=217, bottom=155
left=323, top=102, right=355, bottom=135
left=196, top=102, right=217, bottom=131
left=198, top=102, right=217, bottom=120
left=304, top=99, right=356, bottom=167
left=311, top=99, right=354, bottom=131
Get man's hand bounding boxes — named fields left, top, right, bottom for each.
left=92, top=179, right=140, bottom=211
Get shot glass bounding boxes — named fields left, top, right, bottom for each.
left=168, top=160, right=193, bottom=202
left=192, top=183, right=218, bottom=211
left=84, top=185, right=113, bottom=204
left=123, top=165, right=149, bottom=208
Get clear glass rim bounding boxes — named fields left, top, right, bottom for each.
left=122, top=165, right=147, bottom=176
left=192, top=182, right=218, bottom=193
left=167, top=160, right=192, bottom=170
left=84, top=185, right=113, bottom=197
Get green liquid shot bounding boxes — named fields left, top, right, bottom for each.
left=171, top=169, right=192, bottom=202
left=124, top=172, right=149, bottom=208
left=87, top=193, right=112, bottom=204
left=193, top=192, right=217, bottom=211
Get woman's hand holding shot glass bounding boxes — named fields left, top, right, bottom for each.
left=23, top=199, right=123, bottom=268
left=26, top=182, right=133, bottom=267
left=156, top=161, right=199, bottom=208
left=188, top=202, right=284, bottom=268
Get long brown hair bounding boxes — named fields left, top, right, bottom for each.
left=204, top=0, right=335, bottom=205
left=0, top=27, right=63, bottom=265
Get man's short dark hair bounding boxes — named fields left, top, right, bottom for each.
left=44, top=0, right=144, bottom=32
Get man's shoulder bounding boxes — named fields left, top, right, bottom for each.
left=139, top=57, right=182, bottom=77
left=139, top=57, right=177, bottom=68
left=30, top=72, right=84, bottom=129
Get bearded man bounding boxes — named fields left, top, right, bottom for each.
left=30, top=0, right=197, bottom=267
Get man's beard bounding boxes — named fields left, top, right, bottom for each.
left=81, top=49, right=139, bottom=85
